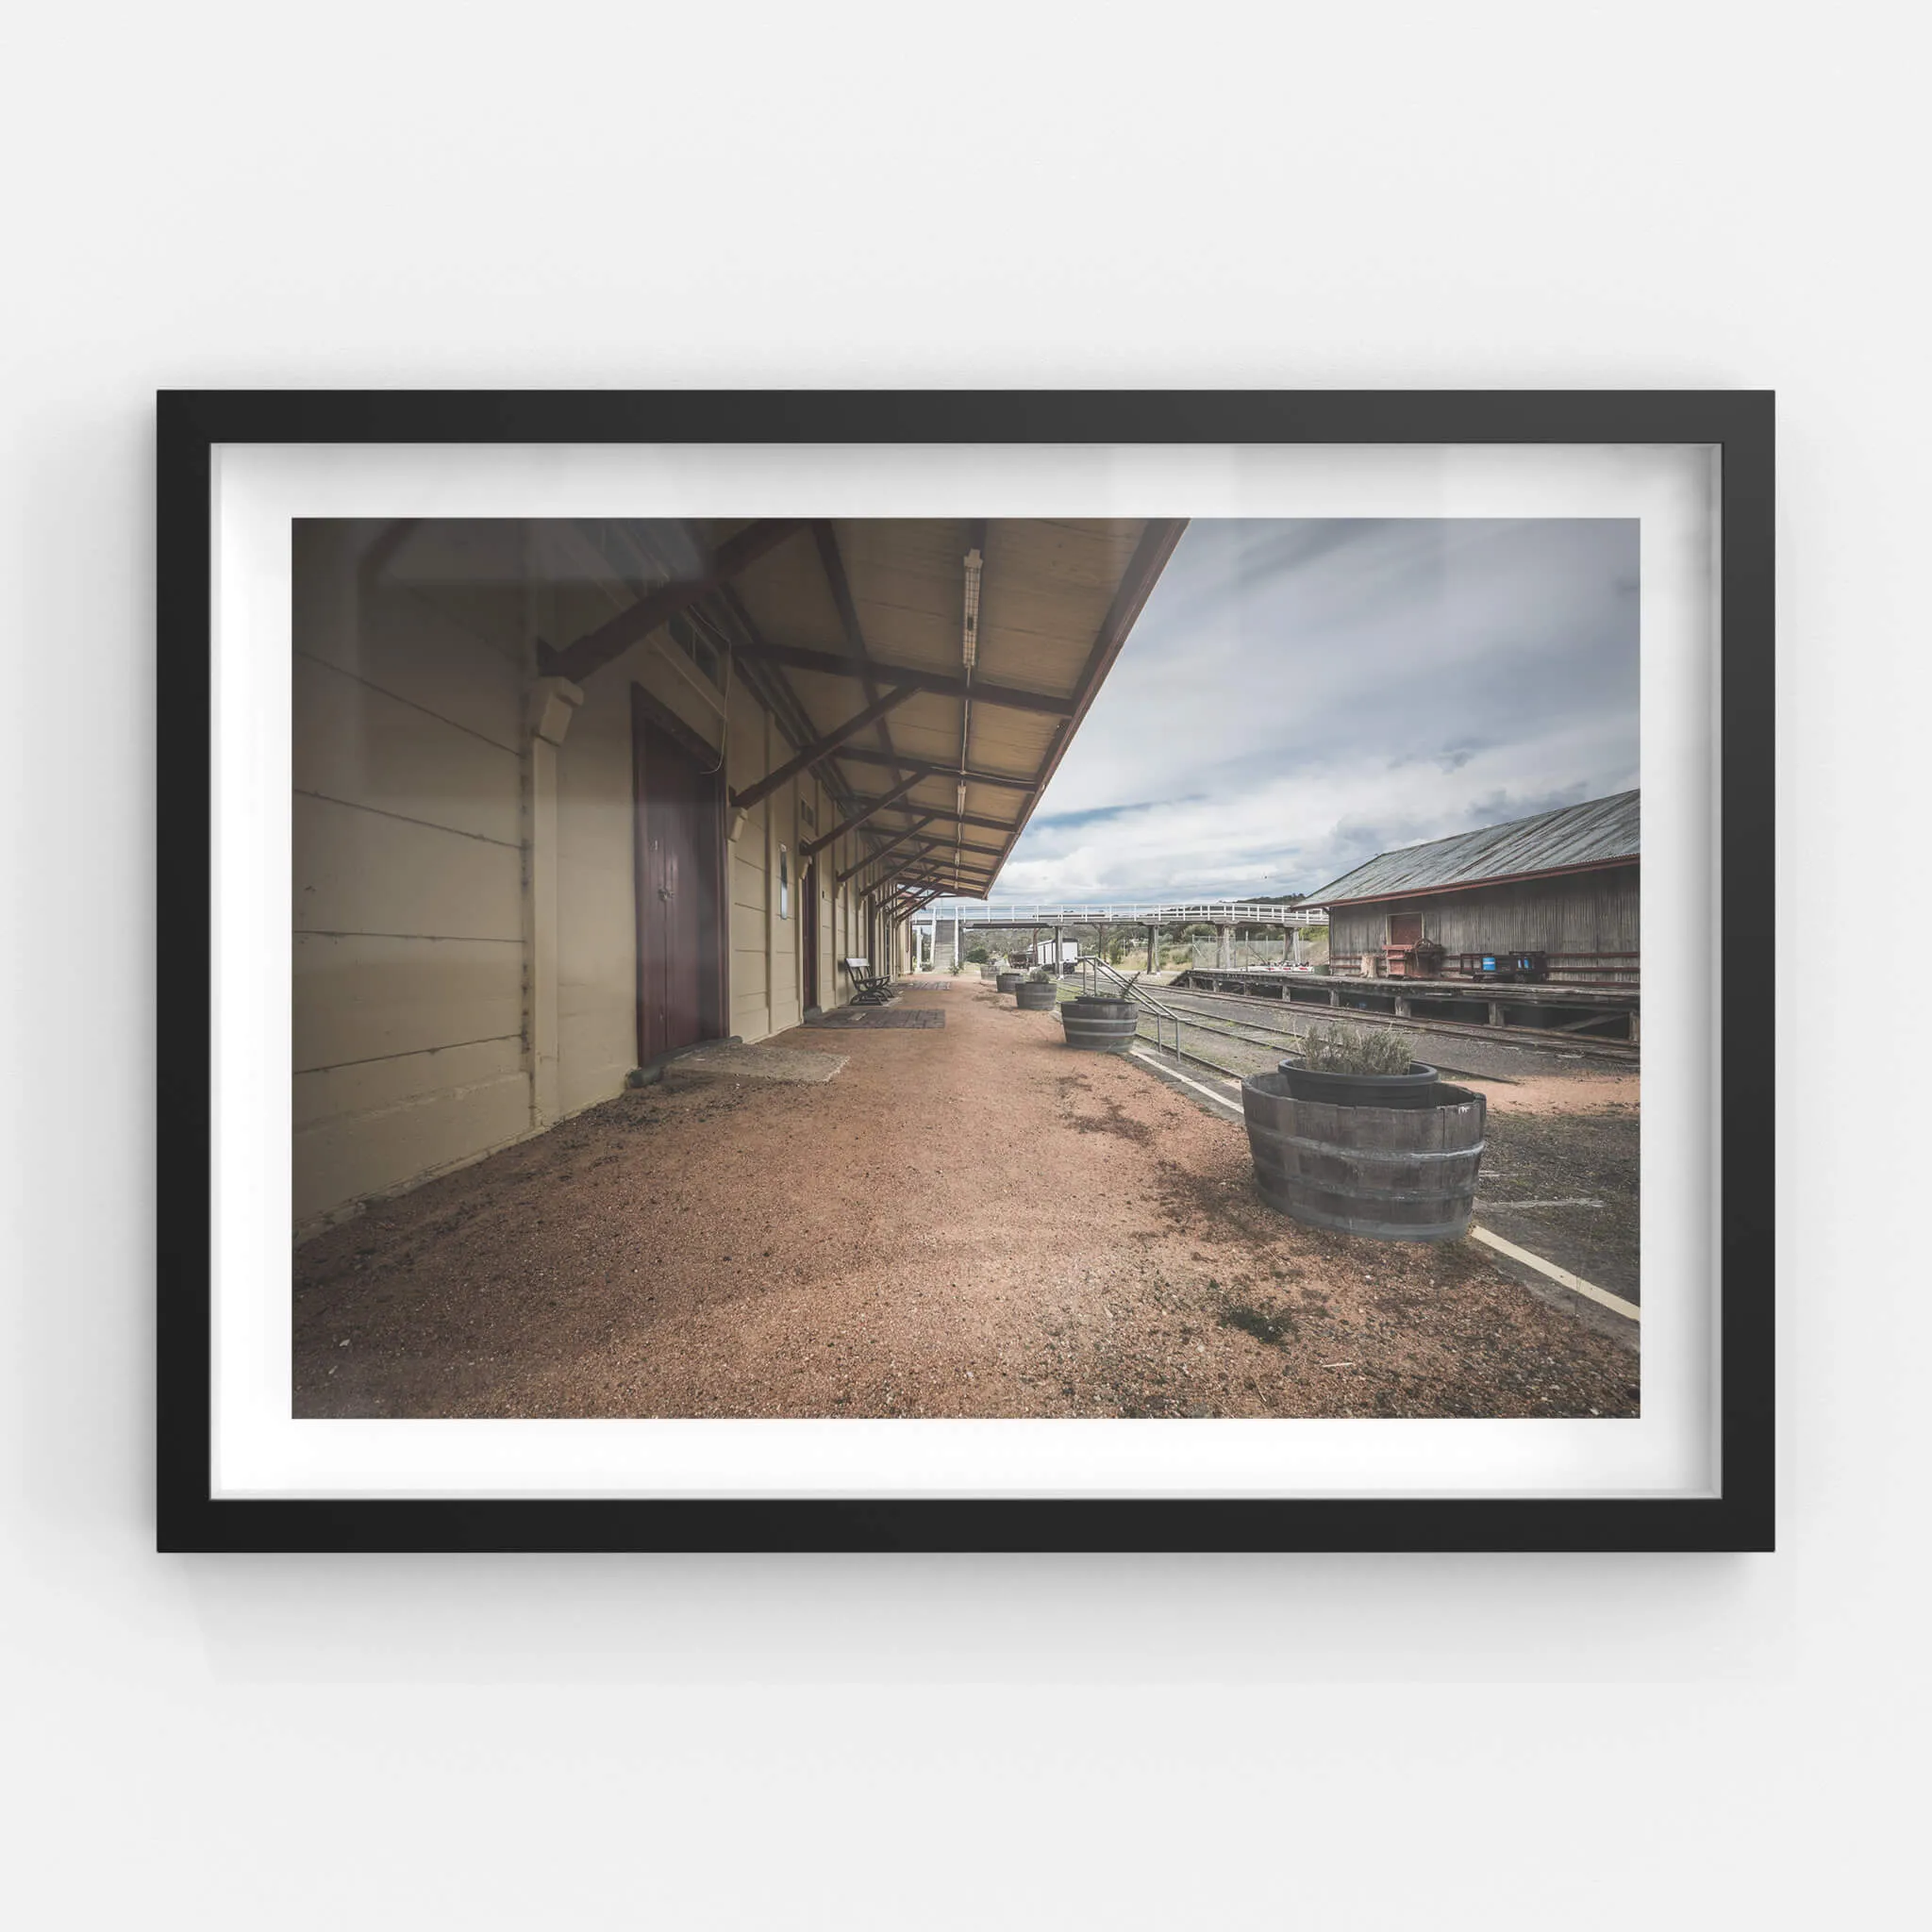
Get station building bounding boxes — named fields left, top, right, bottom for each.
left=291, top=516, right=1183, bottom=1236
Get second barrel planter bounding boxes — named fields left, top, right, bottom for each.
left=1014, top=978, right=1058, bottom=1011
left=996, top=971, right=1025, bottom=994
left=1241, top=1069, right=1486, bottom=1242
left=1059, top=995, right=1139, bottom=1053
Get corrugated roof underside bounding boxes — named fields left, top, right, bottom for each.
left=722, top=517, right=1151, bottom=883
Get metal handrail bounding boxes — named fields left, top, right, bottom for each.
left=1072, top=955, right=1190, bottom=1063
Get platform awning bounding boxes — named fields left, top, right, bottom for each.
left=540, top=517, right=1187, bottom=907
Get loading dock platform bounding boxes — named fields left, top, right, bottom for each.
left=1168, top=966, right=1640, bottom=1046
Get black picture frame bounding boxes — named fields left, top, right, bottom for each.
left=158, top=389, right=1774, bottom=1554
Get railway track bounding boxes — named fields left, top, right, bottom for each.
left=1128, top=995, right=1518, bottom=1086
left=1151, top=980, right=1639, bottom=1067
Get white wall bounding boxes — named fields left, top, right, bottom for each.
left=2, top=4, right=1922, bottom=1928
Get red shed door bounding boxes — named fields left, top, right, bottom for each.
left=1389, top=912, right=1424, bottom=948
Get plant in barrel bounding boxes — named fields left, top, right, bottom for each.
left=1015, top=967, right=1058, bottom=1011
left=1240, top=1023, right=1487, bottom=1241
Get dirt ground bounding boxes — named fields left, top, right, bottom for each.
left=292, top=981, right=1641, bottom=1420
left=1477, top=1080, right=1641, bottom=1309
left=1480, top=1072, right=1639, bottom=1117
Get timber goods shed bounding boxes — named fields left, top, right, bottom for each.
left=292, top=515, right=1186, bottom=1236
left=1308, top=790, right=1641, bottom=987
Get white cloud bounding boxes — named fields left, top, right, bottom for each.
left=973, top=518, right=1638, bottom=904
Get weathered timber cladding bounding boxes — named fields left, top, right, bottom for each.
left=1324, top=863, right=1639, bottom=962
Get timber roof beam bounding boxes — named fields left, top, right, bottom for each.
left=801, top=774, right=925, bottom=858
left=539, top=519, right=806, bottom=686
left=829, top=748, right=1036, bottom=792
left=726, top=639, right=1077, bottom=719
left=729, top=687, right=917, bottom=815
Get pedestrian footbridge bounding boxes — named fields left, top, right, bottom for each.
left=912, top=900, right=1327, bottom=974
left=916, top=899, right=1327, bottom=930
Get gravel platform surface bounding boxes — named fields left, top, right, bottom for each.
left=292, top=983, right=1641, bottom=1420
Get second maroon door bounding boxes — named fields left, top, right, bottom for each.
left=634, top=691, right=723, bottom=1065
left=801, top=861, right=820, bottom=1009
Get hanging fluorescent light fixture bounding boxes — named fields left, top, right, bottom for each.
left=959, top=540, right=982, bottom=885
left=960, top=547, right=982, bottom=670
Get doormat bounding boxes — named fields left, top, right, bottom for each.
left=665, top=1043, right=847, bottom=1083
left=804, top=1008, right=945, bottom=1029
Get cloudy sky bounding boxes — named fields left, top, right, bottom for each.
left=989, top=518, right=1638, bottom=904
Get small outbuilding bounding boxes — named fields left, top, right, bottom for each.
left=1307, top=791, right=1640, bottom=986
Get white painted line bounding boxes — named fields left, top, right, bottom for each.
left=1468, top=1226, right=1641, bottom=1323
left=1130, top=1049, right=1243, bottom=1112
left=1127, top=1049, right=1641, bottom=1325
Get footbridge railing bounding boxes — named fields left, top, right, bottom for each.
left=919, top=900, right=1327, bottom=930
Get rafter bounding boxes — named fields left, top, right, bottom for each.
left=836, top=815, right=939, bottom=885
left=538, top=519, right=805, bottom=686
left=844, top=795, right=1015, bottom=837
left=812, top=520, right=913, bottom=780
left=829, top=747, right=1035, bottom=791
left=867, top=858, right=977, bottom=892
left=800, top=773, right=925, bottom=858
left=880, top=863, right=994, bottom=893
left=724, top=638, right=1075, bottom=718
left=870, top=829, right=1008, bottom=863
left=728, top=688, right=917, bottom=814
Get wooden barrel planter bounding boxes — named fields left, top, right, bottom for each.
left=1014, top=980, right=1057, bottom=1011
left=1059, top=996, right=1139, bottom=1052
left=1240, top=1070, right=1486, bottom=1242
left=996, top=971, right=1025, bottom=994
left=980, top=964, right=999, bottom=981
left=1278, top=1058, right=1441, bottom=1109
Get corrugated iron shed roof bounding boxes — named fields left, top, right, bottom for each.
left=1308, top=790, right=1640, bottom=906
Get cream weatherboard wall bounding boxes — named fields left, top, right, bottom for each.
left=291, top=521, right=898, bottom=1239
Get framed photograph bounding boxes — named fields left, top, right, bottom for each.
left=158, top=390, right=1773, bottom=1552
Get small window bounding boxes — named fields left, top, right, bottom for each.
left=777, top=843, right=791, bottom=920
left=667, top=611, right=724, bottom=691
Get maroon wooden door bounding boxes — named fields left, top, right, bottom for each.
left=801, top=861, right=820, bottom=1009
left=634, top=693, right=723, bottom=1065
left=1389, top=912, right=1424, bottom=948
